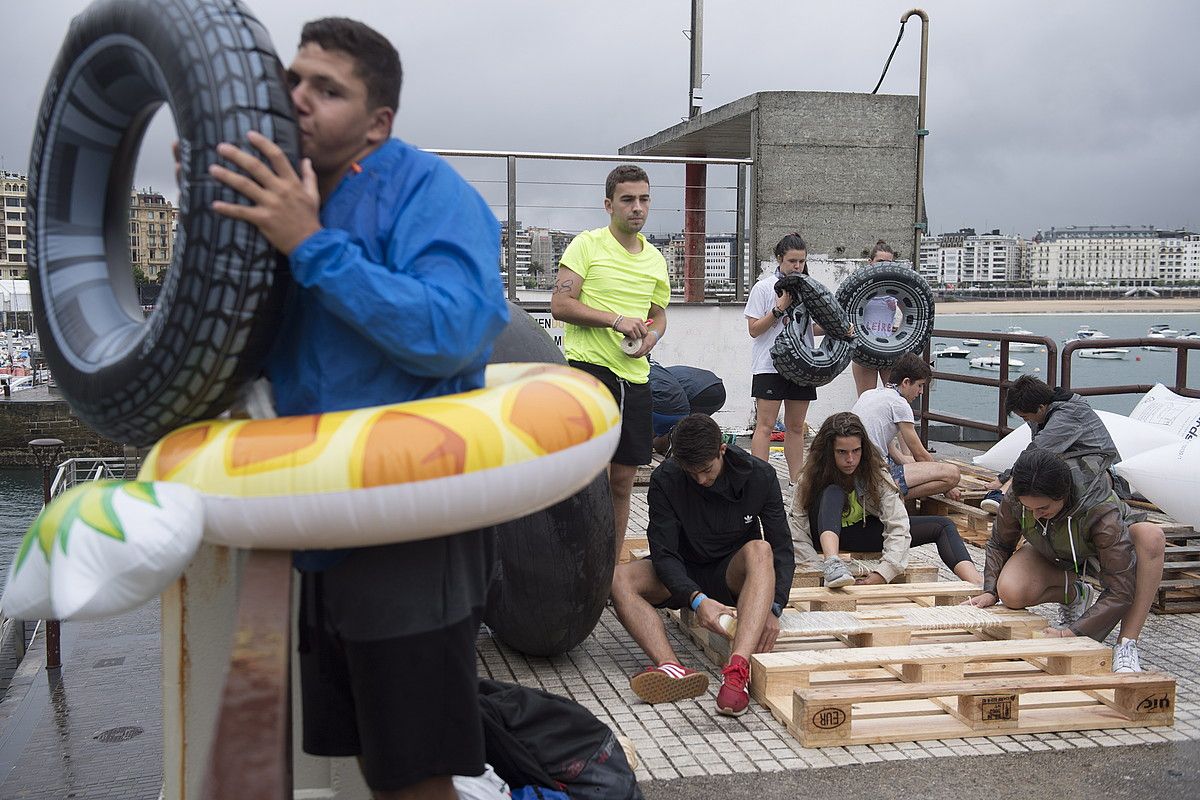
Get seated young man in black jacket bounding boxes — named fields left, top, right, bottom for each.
left=611, top=413, right=794, bottom=717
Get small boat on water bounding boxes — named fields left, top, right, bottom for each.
left=970, top=356, right=1024, bottom=372
left=961, top=338, right=982, bottom=347
left=1078, top=347, right=1129, bottom=360
left=1004, top=326, right=1040, bottom=352
left=1148, top=324, right=1179, bottom=337
left=933, top=343, right=971, bottom=359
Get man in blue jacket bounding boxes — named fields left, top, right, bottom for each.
left=210, top=18, right=508, bottom=799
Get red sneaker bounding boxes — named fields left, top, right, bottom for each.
left=716, top=655, right=751, bottom=716
left=629, top=662, right=709, bottom=704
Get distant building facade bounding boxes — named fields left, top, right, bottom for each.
left=129, top=190, right=178, bottom=282
left=1, top=172, right=28, bottom=280
left=1027, top=225, right=1182, bottom=287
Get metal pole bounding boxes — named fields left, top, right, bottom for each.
left=506, top=155, right=517, bottom=302
left=903, top=9, right=929, bottom=271
left=734, top=164, right=747, bottom=302
left=30, top=437, right=64, bottom=670
left=689, top=0, right=704, bottom=118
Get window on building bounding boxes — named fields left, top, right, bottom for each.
left=4, top=197, right=21, bottom=207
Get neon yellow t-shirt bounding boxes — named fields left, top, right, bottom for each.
left=842, top=489, right=866, bottom=528
left=559, top=227, right=670, bottom=383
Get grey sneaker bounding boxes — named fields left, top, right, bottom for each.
left=1055, top=580, right=1095, bottom=628
left=1113, top=638, right=1142, bottom=673
left=822, top=557, right=855, bottom=588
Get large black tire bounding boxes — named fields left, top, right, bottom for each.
left=26, top=0, right=297, bottom=446
left=837, top=262, right=935, bottom=370
left=484, top=306, right=616, bottom=656
left=770, top=274, right=853, bottom=387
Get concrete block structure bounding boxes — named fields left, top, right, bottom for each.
left=620, top=91, right=921, bottom=269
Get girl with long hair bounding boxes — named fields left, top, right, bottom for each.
left=790, top=412, right=982, bottom=587
left=963, top=448, right=1152, bottom=672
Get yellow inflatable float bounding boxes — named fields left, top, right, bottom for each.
left=1, top=363, right=620, bottom=620
left=143, top=362, right=620, bottom=549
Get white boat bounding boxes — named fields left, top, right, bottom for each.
left=1144, top=332, right=1173, bottom=352
left=1148, top=324, right=1179, bottom=337
left=961, top=338, right=982, bottom=347
left=1078, top=347, right=1129, bottom=360
left=1003, top=326, right=1040, bottom=351
left=970, top=356, right=1024, bottom=372
left=933, top=343, right=971, bottom=359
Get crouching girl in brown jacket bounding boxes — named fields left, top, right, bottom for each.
left=963, top=447, right=1154, bottom=672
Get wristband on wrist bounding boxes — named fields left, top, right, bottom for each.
left=689, top=592, right=708, bottom=611
left=611, top=314, right=625, bottom=330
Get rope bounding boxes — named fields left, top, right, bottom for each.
left=779, top=605, right=1010, bottom=635
left=871, top=21, right=907, bottom=94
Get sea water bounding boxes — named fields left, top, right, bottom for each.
left=930, top=311, right=1200, bottom=424
left=0, top=469, right=42, bottom=595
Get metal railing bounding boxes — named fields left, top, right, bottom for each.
left=919, top=329, right=1059, bottom=441
left=428, top=148, right=754, bottom=302
left=48, top=456, right=141, bottom=498
left=919, top=331, right=1200, bottom=443
left=1062, top=337, right=1200, bottom=400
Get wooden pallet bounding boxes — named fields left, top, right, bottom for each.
left=674, top=582, right=1045, bottom=665
left=791, top=555, right=940, bottom=588
left=750, top=638, right=1174, bottom=747
left=1152, top=523, right=1200, bottom=613
left=918, top=494, right=995, bottom=548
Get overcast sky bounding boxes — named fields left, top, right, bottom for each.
left=4, top=0, right=1198, bottom=240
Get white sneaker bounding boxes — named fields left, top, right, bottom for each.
left=1055, top=580, right=1094, bottom=628
left=1113, top=638, right=1142, bottom=673
left=822, top=557, right=855, bottom=588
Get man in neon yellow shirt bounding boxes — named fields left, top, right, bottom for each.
left=552, top=164, right=670, bottom=560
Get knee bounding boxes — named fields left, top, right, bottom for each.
left=995, top=573, right=1029, bottom=609
left=611, top=564, right=644, bottom=603
left=742, top=538, right=773, bottom=564
left=1131, top=523, right=1165, bottom=559
left=942, top=463, right=961, bottom=483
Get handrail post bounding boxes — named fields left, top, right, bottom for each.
left=506, top=155, right=518, bottom=302
left=902, top=9, right=929, bottom=272
left=734, top=164, right=747, bottom=302
left=201, top=549, right=293, bottom=800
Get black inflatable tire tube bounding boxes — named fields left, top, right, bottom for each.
left=837, top=261, right=936, bottom=370
left=770, top=274, right=853, bottom=387
left=484, top=305, right=616, bottom=656
left=27, top=0, right=298, bottom=446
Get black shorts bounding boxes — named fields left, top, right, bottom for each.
left=569, top=359, right=652, bottom=465
left=752, top=372, right=817, bottom=401
left=299, top=589, right=485, bottom=790
left=652, top=550, right=739, bottom=609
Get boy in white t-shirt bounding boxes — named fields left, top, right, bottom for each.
left=851, top=353, right=961, bottom=501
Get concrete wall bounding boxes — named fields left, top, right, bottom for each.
left=754, top=92, right=918, bottom=264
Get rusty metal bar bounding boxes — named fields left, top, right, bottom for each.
left=202, top=550, right=293, bottom=800
left=919, top=329, right=1058, bottom=440
left=1060, top=338, right=1200, bottom=398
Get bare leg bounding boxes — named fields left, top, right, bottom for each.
left=852, top=362, right=879, bottom=395
left=1120, top=521, right=1165, bottom=640
left=610, top=560, right=677, bottom=665
left=995, top=546, right=1072, bottom=609
left=818, top=530, right=842, bottom=560
left=900, top=461, right=961, bottom=500
left=781, top=399, right=810, bottom=483
left=609, top=462, right=638, bottom=560
left=723, top=540, right=776, bottom=659
left=952, top=559, right=983, bottom=584
left=751, top=397, right=783, bottom=463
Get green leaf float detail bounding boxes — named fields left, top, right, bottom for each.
left=14, top=482, right=163, bottom=573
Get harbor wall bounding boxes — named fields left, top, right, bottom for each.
left=0, top=388, right=121, bottom=466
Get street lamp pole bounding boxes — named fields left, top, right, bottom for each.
left=29, top=437, right=65, bottom=670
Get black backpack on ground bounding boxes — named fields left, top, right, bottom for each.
left=477, top=678, right=643, bottom=800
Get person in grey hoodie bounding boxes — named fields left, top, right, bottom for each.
left=964, top=448, right=1155, bottom=672
left=980, top=375, right=1165, bottom=660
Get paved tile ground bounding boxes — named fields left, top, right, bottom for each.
left=1, top=446, right=1197, bottom=796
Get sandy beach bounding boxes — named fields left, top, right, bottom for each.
left=937, top=297, right=1200, bottom=315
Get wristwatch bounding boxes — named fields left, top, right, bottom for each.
left=771, top=602, right=783, bottom=618
left=771, top=307, right=785, bottom=319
